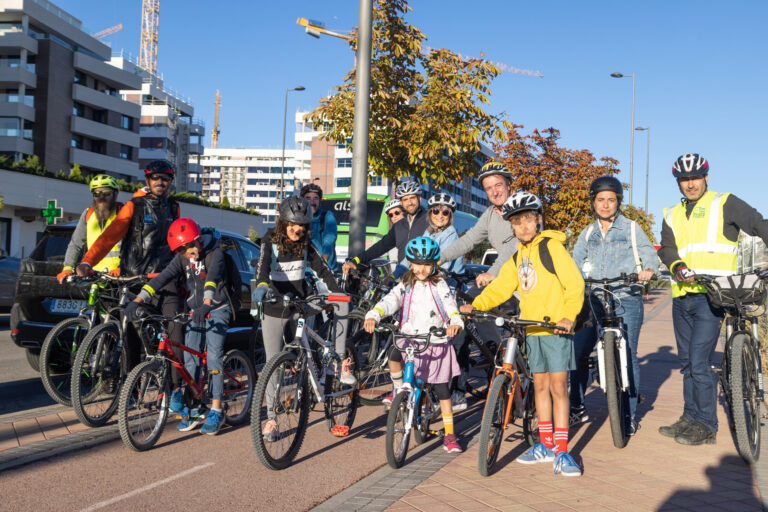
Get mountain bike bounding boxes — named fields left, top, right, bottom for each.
left=465, top=311, right=557, bottom=476
left=250, top=293, right=359, bottom=470
left=117, top=305, right=255, bottom=451
left=698, top=270, right=768, bottom=464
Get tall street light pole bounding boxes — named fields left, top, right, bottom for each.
left=635, top=126, right=650, bottom=213
left=611, top=72, right=636, bottom=206
left=281, top=86, right=305, bottom=200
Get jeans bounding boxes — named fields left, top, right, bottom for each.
left=184, top=306, right=230, bottom=401
left=672, top=293, right=724, bottom=433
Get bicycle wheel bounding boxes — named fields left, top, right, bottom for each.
left=521, top=378, right=538, bottom=447
left=251, top=350, right=310, bottom=470
left=385, top=390, right=411, bottom=468
left=221, top=349, right=256, bottom=426
left=603, top=331, right=629, bottom=448
left=478, top=372, right=510, bottom=476
left=71, top=321, right=126, bottom=427
left=325, top=345, right=359, bottom=432
left=40, top=317, right=90, bottom=406
left=118, top=359, right=169, bottom=452
left=413, top=387, right=439, bottom=445
left=357, top=330, right=393, bottom=406
left=729, top=333, right=761, bottom=464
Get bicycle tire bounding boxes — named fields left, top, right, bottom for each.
left=729, top=333, right=761, bottom=464
left=324, top=345, right=359, bottom=432
left=357, top=330, right=393, bottom=406
left=385, top=390, right=411, bottom=468
left=521, top=378, right=538, bottom=448
left=71, top=321, right=127, bottom=427
left=251, top=350, right=310, bottom=470
left=478, top=372, right=510, bottom=476
left=118, top=359, right=169, bottom=452
left=603, top=330, right=629, bottom=448
left=413, top=388, right=439, bottom=445
left=40, top=317, right=90, bottom=406
left=222, top=349, right=256, bottom=426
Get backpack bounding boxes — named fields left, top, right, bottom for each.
left=204, top=246, right=243, bottom=316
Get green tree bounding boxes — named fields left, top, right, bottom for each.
left=18, top=155, right=46, bottom=175
left=308, top=0, right=509, bottom=186
left=221, top=196, right=230, bottom=208
left=621, top=203, right=657, bottom=244
left=69, top=163, right=83, bottom=182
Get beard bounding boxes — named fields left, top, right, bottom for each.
left=93, top=196, right=116, bottom=222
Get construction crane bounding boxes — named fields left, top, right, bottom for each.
left=139, top=0, right=159, bottom=75
left=212, top=90, right=221, bottom=149
left=92, top=23, right=123, bottom=39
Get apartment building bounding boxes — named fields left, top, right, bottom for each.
left=0, top=0, right=141, bottom=180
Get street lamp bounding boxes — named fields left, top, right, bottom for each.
left=611, top=71, right=636, bottom=206
left=635, top=126, right=650, bottom=213
left=281, top=86, right=305, bottom=200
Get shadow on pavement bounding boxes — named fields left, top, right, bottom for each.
left=634, top=345, right=678, bottom=423
left=0, top=377, right=56, bottom=415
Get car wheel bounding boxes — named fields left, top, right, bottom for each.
left=26, top=348, right=41, bottom=372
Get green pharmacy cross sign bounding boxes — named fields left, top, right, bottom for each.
left=41, top=199, right=63, bottom=225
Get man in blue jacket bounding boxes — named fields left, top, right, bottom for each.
left=301, top=183, right=339, bottom=273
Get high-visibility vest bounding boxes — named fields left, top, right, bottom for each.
left=86, top=207, right=121, bottom=272
left=664, top=190, right=736, bottom=297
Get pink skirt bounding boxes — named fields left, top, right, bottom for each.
left=404, top=341, right=460, bottom=385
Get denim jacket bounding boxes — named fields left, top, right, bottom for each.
left=572, top=213, right=660, bottom=297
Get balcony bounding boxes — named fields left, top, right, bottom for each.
left=72, top=84, right=140, bottom=118
left=73, top=52, right=140, bottom=90
left=71, top=116, right=139, bottom=147
left=188, top=142, right=203, bottom=155
left=0, top=136, right=33, bottom=155
left=0, top=101, right=34, bottom=121
left=70, top=147, right=140, bottom=179
left=0, top=31, right=38, bottom=54
left=0, top=67, right=36, bottom=88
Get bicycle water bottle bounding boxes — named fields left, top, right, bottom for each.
left=503, top=337, right=519, bottom=366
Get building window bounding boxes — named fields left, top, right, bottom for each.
left=120, top=145, right=132, bottom=160
left=140, top=137, right=165, bottom=149
left=0, top=217, right=10, bottom=255
left=120, top=115, right=133, bottom=130
left=73, top=103, right=84, bottom=117
left=22, top=120, right=33, bottom=140
left=369, top=175, right=382, bottom=186
left=0, top=117, right=20, bottom=137
left=90, top=140, right=105, bottom=154
left=71, top=135, right=83, bottom=149
left=105, top=86, right=118, bottom=97
left=336, top=177, right=352, bottom=188
left=91, top=109, right=106, bottom=123
left=337, top=158, right=352, bottom=168
left=26, top=55, right=35, bottom=73
left=74, top=70, right=86, bottom=84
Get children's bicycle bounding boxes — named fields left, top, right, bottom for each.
left=465, top=311, right=557, bottom=476
left=117, top=305, right=255, bottom=451
left=377, top=323, right=447, bottom=469
left=250, top=293, right=359, bottom=470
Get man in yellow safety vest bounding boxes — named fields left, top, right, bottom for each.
left=657, top=153, right=768, bottom=446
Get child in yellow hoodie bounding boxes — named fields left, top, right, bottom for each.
left=460, top=191, right=585, bottom=477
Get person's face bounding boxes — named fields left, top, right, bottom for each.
left=400, top=194, right=420, bottom=215
left=509, top=211, right=541, bottom=244
left=411, top=262, right=434, bottom=281
left=286, top=222, right=307, bottom=242
left=92, top=188, right=115, bottom=205
left=179, top=239, right=202, bottom=260
left=594, top=190, right=619, bottom=219
left=431, top=207, right=452, bottom=228
left=146, top=173, right=172, bottom=196
left=678, top=176, right=708, bottom=201
left=303, top=192, right=321, bottom=214
left=482, top=175, right=511, bottom=207
left=387, top=208, right=404, bottom=224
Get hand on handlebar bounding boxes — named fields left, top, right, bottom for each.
left=364, top=317, right=377, bottom=334
left=342, top=260, right=357, bottom=275
left=446, top=324, right=461, bottom=337
left=475, top=272, right=494, bottom=288
left=75, top=262, right=93, bottom=277
left=554, top=318, right=573, bottom=335
left=459, top=304, right=474, bottom=314
left=191, top=304, right=212, bottom=323
left=124, top=301, right=141, bottom=323
left=57, top=269, right=73, bottom=284
left=637, top=269, right=655, bottom=282
left=674, top=264, right=696, bottom=283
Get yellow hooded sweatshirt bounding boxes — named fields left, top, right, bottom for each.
left=472, top=230, right=585, bottom=336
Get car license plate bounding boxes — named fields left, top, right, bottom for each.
left=50, top=299, right=87, bottom=315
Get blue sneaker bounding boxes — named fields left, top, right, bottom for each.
left=169, top=388, right=184, bottom=413
left=553, top=452, right=582, bottom=477
left=200, top=410, right=225, bottom=435
left=177, top=407, right=206, bottom=432
left=516, top=443, right=555, bottom=464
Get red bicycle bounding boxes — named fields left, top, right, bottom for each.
left=117, top=306, right=255, bottom=451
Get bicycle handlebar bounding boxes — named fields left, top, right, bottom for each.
left=695, top=268, right=768, bottom=284
left=463, top=311, right=558, bottom=331
left=582, top=273, right=640, bottom=286
left=378, top=325, right=446, bottom=355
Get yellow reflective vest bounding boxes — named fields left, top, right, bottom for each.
left=86, top=208, right=121, bottom=272
left=663, top=190, right=736, bottom=297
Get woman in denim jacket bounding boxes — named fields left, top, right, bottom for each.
left=570, top=176, right=660, bottom=434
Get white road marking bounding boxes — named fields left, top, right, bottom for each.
left=81, top=462, right=216, bottom=511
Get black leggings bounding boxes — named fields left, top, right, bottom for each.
left=389, top=346, right=451, bottom=401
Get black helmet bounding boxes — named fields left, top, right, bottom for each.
left=278, top=196, right=312, bottom=224
left=589, top=176, right=623, bottom=204
left=144, top=159, right=175, bottom=179
left=300, top=183, right=323, bottom=198
left=672, top=153, right=709, bottom=179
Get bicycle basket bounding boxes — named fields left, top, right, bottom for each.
left=703, top=274, right=766, bottom=309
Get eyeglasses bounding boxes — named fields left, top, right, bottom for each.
left=148, top=174, right=172, bottom=182
left=431, top=208, right=452, bottom=217
left=387, top=211, right=403, bottom=219
left=92, top=191, right=113, bottom=199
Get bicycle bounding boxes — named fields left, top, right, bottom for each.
left=117, top=305, right=255, bottom=451
left=465, top=311, right=557, bottom=476
left=697, top=270, right=768, bottom=464
left=582, top=273, right=639, bottom=449
left=250, top=293, right=359, bottom=470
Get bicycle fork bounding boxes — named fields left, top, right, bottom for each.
left=597, top=328, right=630, bottom=392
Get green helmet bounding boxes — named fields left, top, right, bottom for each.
left=89, top=174, right=119, bottom=192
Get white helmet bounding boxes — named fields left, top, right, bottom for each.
left=501, top=191, right=542, bottom=220
left=384, top=198, right=402, bottom=213
left=395, top=181, right=422, bottom=199
left=427, top=193, right=457, bottom=211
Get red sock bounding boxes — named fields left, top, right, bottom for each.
left=554, top=428, right=569, bottom=454
left=539, top=421, right=554, bottom=449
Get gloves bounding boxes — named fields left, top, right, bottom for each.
left=124, top=301, right=141, bottom=323
left=57, top=269, right=73, bottom=284
left=251, top=287, right=268, bottom=305
left=192, top=304, right=212, bottom=323
left=108, top=268, right=121, bottom=277
left=674, top=264, right=696, bottom=282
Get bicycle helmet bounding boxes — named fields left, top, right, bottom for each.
left=144, top=159, right=175, bottom=179
left=405, top=236, right=441, bottom=264
left=167, top=218, right=202, bottom=252
left=89, top=174, right=119, bottom=192
left=501, top=191, right=543, bottom=220
left=278, top=196, right=312, bottom=224
left=300, top=183, right=323, bottom=198
left=477, top=161, right=512, bottom=185
left=384, top=198, right=402, bottom=213
left=395, top=181, right=422, bottom=199
left=589, top=176, right=623, bottom=204
left=672, top=153, right=709, bottom=179
left=427, top=193, right=457, bottom=212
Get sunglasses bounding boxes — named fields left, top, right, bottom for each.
left=387, top=211, right=403, bottom=219
left=431, top=208, right=452, bottom=217
left=92, top=191, right=113, bottom=199
left=148, top=174, right=172, bottom=182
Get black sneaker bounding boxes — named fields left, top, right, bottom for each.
left=674, top=421, right=715, bottom=446
left=569, top=408, right=589, bottom=427
left=658, top=416, right=693, bottom=438
left=451, top=391, right=468, bottom=412
left=627, top=420, right=640, bottom=436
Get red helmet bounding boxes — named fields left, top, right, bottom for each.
left=144, top=159, right=175, bottom=179
left=167, top=218, right=201, bottom=252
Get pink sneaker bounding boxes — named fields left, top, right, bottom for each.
left=382, top=392, right=394, bottom=406
left=443, top=434, right=462, bottom=453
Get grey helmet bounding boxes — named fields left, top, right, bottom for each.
left=501, top=191, right=543, bottom=220
left=395, top=181, right=422, bottom=199
left=384, top=198, right=402, bottom=213
left=278, top=196, right=312, bottom=224
left=427, top=193, right=457, bottom=211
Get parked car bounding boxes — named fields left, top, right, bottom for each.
left=0, top=248, right=21, bottom=313
left=11, top=223, right=262, bottom=371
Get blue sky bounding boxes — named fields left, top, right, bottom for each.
left=57, top=1, right=767, bottom=234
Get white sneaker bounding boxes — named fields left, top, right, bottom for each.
left=339, top=358, right=357, bottom=386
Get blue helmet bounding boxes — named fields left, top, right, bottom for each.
left=405, top=236, right=440, bottom=264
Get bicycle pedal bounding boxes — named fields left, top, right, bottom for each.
left=331, top=425, right=350, bottom=437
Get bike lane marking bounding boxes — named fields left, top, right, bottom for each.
left=80, top=462, right=215, bottom=511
